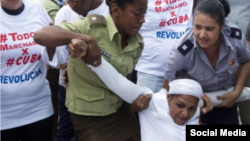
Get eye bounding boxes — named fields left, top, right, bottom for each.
left=195, top=25, right=201, bottom=30
left=206, top=27, right=214, bottom=31
left=134, top=12, right=141, bottom=16
left=177, top=103, right=184, bottom=108
left=189, top=107, right=197, bottom=111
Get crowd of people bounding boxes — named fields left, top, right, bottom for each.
left=1, top=0, right=250, bottom=141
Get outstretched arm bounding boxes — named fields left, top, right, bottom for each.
left=87, top=57, right=153, bottom=104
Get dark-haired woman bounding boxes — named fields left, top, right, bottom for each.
left=34, top=0, right=147, bottom=140
left=163, top=0, right=250, bottom=125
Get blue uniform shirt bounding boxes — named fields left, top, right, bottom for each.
left=164, top=22, right=250, bottom=92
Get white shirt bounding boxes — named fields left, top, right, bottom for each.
left=86, top=58, right=200, bottom=141
left=54, top=0, right=109, bottom=86
left=136, top=0, right=194, bottom=77
left=140, top=89, right=199, bottom=141
left=0, top=0, right=54, bottom=130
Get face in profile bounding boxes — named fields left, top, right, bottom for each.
left=68, top=0, right=92, bottom=16
left=114, top=0, right=147, bottom=36
left=193, top=13, right=223, bottom=50
left=167, top=94, right=199, bottom=125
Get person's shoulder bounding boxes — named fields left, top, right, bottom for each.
left=86, top=14, right=107, bottom=26
left=173, top=29, right=195, bottom=57
left=223, top=21, right=243, bottom=40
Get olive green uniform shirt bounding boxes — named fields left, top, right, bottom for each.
left=58, top=14, right=144, bottom=116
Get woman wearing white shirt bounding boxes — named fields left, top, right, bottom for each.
left=65, top=39, right=250, bottom=140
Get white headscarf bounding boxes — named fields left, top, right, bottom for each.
left=169, top=79, right=203, bottom=99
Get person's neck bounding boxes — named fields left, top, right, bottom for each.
left=1, top=0, right=22, bottom=10
left=89, top=0, right=103, bottom=11
left=203, top=37, right=221, bottom=55
left=1, top=1, right=24, bottom=15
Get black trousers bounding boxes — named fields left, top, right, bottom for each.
left=54, top=85, right=75, bottom=141
left=46, top=67, right=59, bottom=140
left=201, top=104, right=239, bottom=125
left=1, top=116, right=53, bottom=141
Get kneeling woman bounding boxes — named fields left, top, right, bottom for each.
left=67, top=40, right=250, bottom=140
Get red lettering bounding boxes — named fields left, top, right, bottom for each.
left=165, top=14, right=189, bottom=26
left=16, top=56, right=22, bottom=65
left=30, top=32, right=34, bottom=38
left=23, top=42, right=28, bottom=47
left=36, top=54, right=41, bottom=61
left=23, top=56, right=30, bottom=64
left=173, top=18, right=177, bottom=24
left=28, top=42, right=33, bottom=46
left=0, top=44, right=8, bottom=51
left=167, top=19, right=172, bottom=26
left=9, top=45, right=13, bottom=50
left=8, top=33, right=17, bottom=41
left=179, top=16, right=183, bottom=23
left=17, top=35, right=23, bottom=40
left=30, top=54, right=37, bottom=63
left=183, top=2, right=187, bottom=6
left=23, top=33, right=30, bottom=39
left=184, top=14, right=189, bottom=22
left=170, top=11, right=176, bottom=17
left=155, top=7, right=162, bottom=12
left=22, top=48, right=29, bottom=55
left=14, top=44, right=18, bottom=49
left=18, top=44, right=23, bottom=48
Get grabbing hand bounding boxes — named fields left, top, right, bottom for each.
left=200, top=93, right=213, bottom=115
left=68, top=39, right=88, bottom=58
left=217, top=91, right=238, bottom=108
left=82, top=37, right=101, bottom=67
left=130, top=94, right=153, bottom=112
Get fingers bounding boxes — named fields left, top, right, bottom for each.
left=68, top=43, right=79, bottom=58
left=62, top=69, right=68, bottom=89
left=81, top=40, right=101, bottom=67
left=216, top=95, right=225, bottom=100
left=49, top=21, right=54, bottom=26
left=132, top=94, right=152, bottom=112
left=143, top=94, right=153, bottom=109
left=69, top=39, right=88, bottom=58
left=201, top=94, right=213, bottom=115
left=137, top=95, right=149, bottom=109
left=61, top=19, right=67, bottom=23
left=57, top=63, right=68, bottom=70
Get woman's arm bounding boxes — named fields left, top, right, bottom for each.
left=35, top=25, right=101, bottom=66
left=87, top=57, right=153, bottom=103
left=34, top=26, right=92, bottom=47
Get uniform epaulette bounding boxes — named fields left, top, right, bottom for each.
left=225, top=26, right=242, bottom=40
left=177, top=39, right=193, bottom=56
left=87, top=14, right=106, bottom=25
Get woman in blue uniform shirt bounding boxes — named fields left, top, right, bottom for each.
left=163, top=0, right=250, bottom=124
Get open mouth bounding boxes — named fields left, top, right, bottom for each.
left=179, top=117, right=188, bottom=122
left=199, top=38, right=209, bottom=44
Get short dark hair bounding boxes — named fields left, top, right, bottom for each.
left=194, top=0, right=230, bottom=26
left=106, top=0, right=136, bottom=10
left=175, top=69, right=196, bottom=81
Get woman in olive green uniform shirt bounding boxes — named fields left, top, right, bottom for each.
left=34, top=0, right=148, bottom=140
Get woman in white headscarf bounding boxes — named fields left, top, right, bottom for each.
left=65, top=39, right=250, bottom=140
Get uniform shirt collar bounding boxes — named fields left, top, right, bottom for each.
left=106, top=14, right=142, bottom=52
left=106, top=14, right=118, bottom=41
